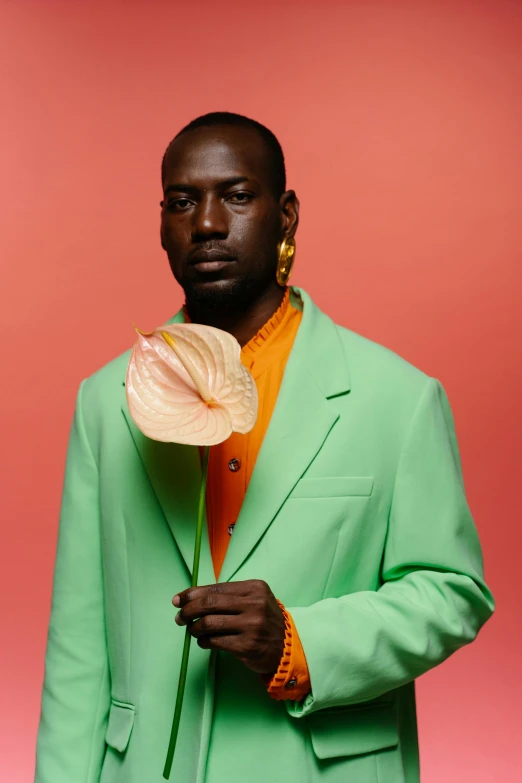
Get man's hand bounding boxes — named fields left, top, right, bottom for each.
left=172, top=580, right=285, bottom=675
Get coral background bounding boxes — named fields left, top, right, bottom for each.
left=1, top=1, right=520, bottom=780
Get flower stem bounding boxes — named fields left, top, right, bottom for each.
left=163, top=444, right=210, bottom=780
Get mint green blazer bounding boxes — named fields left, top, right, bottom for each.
left=34, top=287, right=494, bottom=783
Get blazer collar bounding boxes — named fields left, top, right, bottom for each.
left=218, top=286, right=350, bottom=581
left=162, top=286, right=351, bottom=397
left=121, top=287, right=351, bottom=584
left=288, top=287, right=351, bottom=398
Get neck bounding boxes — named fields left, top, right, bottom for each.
left=185, top=284, right=287, bottom=347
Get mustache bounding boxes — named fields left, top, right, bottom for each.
left=186, top=243, right=237, bottom=265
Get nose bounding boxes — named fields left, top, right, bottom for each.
left=191, top=193, right=228, bottom=242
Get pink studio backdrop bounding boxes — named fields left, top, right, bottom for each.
left=1, top=1, right=520, bottom=781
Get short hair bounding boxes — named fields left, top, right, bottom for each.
left=161, top=111, right=286, bottom=197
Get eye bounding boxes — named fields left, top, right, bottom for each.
left=227, top=191, right=253, bottom=204
left=166, top=197, right=194, bottom=211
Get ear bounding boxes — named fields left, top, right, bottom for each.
left=279, top=190, right=299, bottom=239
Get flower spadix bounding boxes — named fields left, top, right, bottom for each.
left=126, top=322, right=258, bottom=446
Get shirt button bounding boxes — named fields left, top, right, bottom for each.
left=228, top=523, right=236, bottom=536
left=285, top=679, right=297, bottom=690
left=228, top=458, right=241, bottom=472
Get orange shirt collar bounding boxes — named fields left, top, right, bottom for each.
left=182, top=287, right=298, bottom=378
left=240, top=287, right=291, bottom=359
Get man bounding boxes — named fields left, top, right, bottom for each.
left=35, top=112, right=494, bottom=783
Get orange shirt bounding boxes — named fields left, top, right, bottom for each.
left=186, top=288, right=310, bottom=701
left=206, top=289, right=301, bottom=579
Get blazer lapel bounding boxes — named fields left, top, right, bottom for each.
left=218, top=288, right=351, bottom=583
left=121, top=308, right=215, bottom=586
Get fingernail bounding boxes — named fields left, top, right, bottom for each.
left=173, top=594, right=180, bottom=607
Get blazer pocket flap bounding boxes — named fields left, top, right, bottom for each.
left=307, top=703, right=398, bottom=759
left=291, top=476, right=374, bottom=498
left=105, top=700, right=135, bottom=753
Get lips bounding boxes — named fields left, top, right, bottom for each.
left=191, top=259, right=235, bottom=273
left=187, top=248, right=236, bottom=275
left=188, top=248, right=236, bottom=265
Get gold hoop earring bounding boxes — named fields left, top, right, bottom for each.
left=276, top=237, right=296, bottom=287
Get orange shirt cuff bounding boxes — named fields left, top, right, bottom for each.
left=262, top=600, right=311, bottom=702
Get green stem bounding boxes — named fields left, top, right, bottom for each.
left=163, top=444, right=210, bottom=780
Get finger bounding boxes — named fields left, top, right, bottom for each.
left=175, top=593, right=249, bottom=625
left=173, top=580, right=254, bottom=608
left=187, top=613, right=242, bottom=639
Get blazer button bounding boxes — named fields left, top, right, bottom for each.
left=228, top=458, right=241, bottom=472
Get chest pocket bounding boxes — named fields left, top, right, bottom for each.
left=290, top=476, right=374, bottom=498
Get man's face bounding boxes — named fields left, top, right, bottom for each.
left=160, top=125, right=297, bottom=311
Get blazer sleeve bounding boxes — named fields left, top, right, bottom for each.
left=285, top=377, right=495, bottom=718
left=34, top=380, right=110, bottom=782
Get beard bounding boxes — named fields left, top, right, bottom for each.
left=181, top=259, right=277, bottom=321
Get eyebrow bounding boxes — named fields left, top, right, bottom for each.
left=164, top=176, right=251, bottom=195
